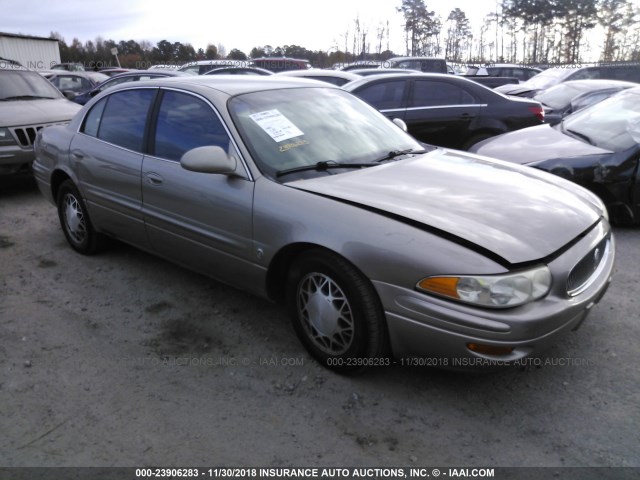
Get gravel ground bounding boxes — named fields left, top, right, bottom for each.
left=1, top=175, right=639, bottom=471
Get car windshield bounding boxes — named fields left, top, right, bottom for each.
left=561, top=89, right=640, bottom=151
left=229, top=87, right=425, bottom=180
left=524, top=68, right=576, bottom=90
left=535, top=83, right=586, bottom=109
left=0, top=70, right=62, bottom=100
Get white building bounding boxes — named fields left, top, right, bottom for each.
left=0, top=32, right=60, bottom=70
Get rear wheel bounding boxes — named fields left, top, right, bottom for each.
left=56, top=180, right=106, bottom=254
left=286, top=249, right=388, bottom=373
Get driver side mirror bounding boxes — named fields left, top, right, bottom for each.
left=392, top=118, right=408, bottom=132
left=180, top=146, right=238, bottom=175
left=62, top=90, right=76, bottom=100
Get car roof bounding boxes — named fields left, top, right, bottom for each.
left=106, top=69, right=186, bottom=78
left=343, top=72, right=471, bottom=90
left=276, top=69, right=361, bottom=80
left=113, top=74, right=340, bottom=97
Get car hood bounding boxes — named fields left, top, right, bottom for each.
left=287, top=149, right=601, bottom=266
left=472, top=124, right=612, bottom=164
left=1, top=98, right=81, bottom=126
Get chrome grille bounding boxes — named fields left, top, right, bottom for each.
left=10, top=122, right=68, bottom=148
left=567, top=237, right=610, bottom=296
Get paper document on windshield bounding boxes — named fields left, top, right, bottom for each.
left=250, top=109, right=304, bottom=142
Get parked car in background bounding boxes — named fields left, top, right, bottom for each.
left=250, top=57, right=311, bottom=72
left=71, top=70, right=187, bottom=105
left=485, top=64, right=541, bottom=82
left=344, top=73, right=544, bottom=150
left=98, top=68, right=132, bottom=77
left=340, top=61, right=381, bottom=71
left=0, top=64, right=81, bottom=174
left=534, top=79, right=637, bottom=125
left=495, top=67, right=579, bottom=97
left=385, top=56, right=449, bottom=74
left=346, top=68, right=420, bottom=77
left=50, top=63, right=85, bottom=71
left=471, top=87, right=640, bottom=224
left=204, top=67, right=273, bottom=76
left=276, top=69, right=360, bottom=86
left=148, top=64, right=181, bottom=71
left=40, top=70, right=109, bottom=96
left=33, top=76, right=613, bottom=372
left=496, top=63, right=640, bottom=97
left=179, top=60, right=249, bottom=75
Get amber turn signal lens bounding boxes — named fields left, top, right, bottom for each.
left=418, top=277, right=459, bottom=298
left=467, top=343, right=515, bottom=356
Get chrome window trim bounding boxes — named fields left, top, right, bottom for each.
left=75, top=86, right=253, bottom=181
left=404, top=104, right=487, bottom=111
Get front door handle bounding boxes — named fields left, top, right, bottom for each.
left=144, top=172, right=163, bottom=185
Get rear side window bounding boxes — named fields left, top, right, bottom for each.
left=82, top=89, right=155, bottom=152
left=153, top=90, right=231, bottom=161
left=356, top=80, right=406, bottom=110
left=82, top=97, right=107, bottom=137
left=410, top=80, right=476, bottom=107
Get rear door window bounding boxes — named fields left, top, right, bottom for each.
left=88, top=89, right=155, bottom=152
left=409, top=80, right=476, bottom=107
left=356, top=80, right=406, bottom=110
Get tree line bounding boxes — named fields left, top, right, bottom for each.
left=398, top=0, right=640, bottom=64
left=53, top=0, right=640, bottom=69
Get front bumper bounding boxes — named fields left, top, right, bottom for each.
left=375, top=220, right=615, bottom=366
left=0, top=144, right=35, bottom=174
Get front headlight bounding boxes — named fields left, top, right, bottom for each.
left=0, top=128, right=17, bottom=146
left=417, top=265, right=552, bottom=308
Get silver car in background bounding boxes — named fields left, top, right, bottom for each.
left=33, top=76, right=614, bottom=372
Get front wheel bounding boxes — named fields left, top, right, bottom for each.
left=286, top=249, right=388, bottom=373
left=56, top=180, right=106, bottom=254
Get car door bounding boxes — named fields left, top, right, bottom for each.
left=69, top=88, right=156, bottom=247
left=404, top=78, right=482, bottom=149
left=141, top=89, right=255, bottom=287
left=353, top=78, right=408, bottom=121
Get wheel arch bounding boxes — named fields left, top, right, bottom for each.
left=266, top=242, right=372, bottom=304
left=50, top=169, right=74, bottom=202
left=266, top=242, right=330, bottom=303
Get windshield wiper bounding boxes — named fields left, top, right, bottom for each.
left=374, top=148, right=428, bottom=163
left=565, top=128, right=594, bottom=145
left=0, top=95, right=58, bottom=101
left=276, top=160, right=376, bottom=178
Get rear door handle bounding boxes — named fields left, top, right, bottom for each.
left=144, top=172, right=163, bottom=185
left=71, top=151, right=84, bottom=160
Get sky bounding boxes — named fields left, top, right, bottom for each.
left=1, top=0, right=639, bottom=59
left=0, top=0, right=503, bottom=55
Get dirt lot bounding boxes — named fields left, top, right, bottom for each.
left=1, top=175, right=639, bottom=471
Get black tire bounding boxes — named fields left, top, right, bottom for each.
left=285, top=249, right=389, bottom=373
left=56, top=180, right=106, bottom=254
